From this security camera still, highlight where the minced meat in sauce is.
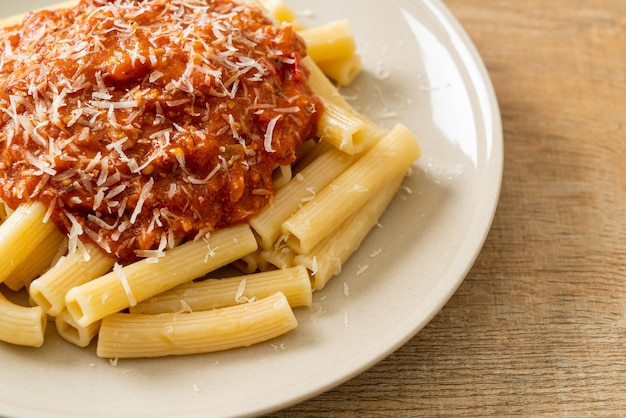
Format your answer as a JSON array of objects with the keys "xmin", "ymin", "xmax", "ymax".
[{"xmin": 0, "ymin": 0, "xmax": 322, "ymax": 260}]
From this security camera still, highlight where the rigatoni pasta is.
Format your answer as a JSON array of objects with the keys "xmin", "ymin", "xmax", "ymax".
[
  {"xmin": 0, "ymin": 202, "xmax": 60, "ymax": 283},
  {"xmin": 299, "ymin": 20, "xmax": 357, "ymax": 65},
  {"xmin": 55, "ymin": 309, "xmax": 101, "ymax": 348},
  {"xmin": 65, "ymin": 224, "xmax": 258, "ymax": 328},
  {"xmin": 0, "ymin": 0, "xmax": 420, "ymax": 358},
  {"xmin": 97, "ymin": 292, "xmax": 297, "ymax": 358},
  {"xmin": 295, "ymin": 174, "xmax": 406, "ymax": 290},
  {"xmin": 0, "ymin": 292, "xmax": 47, "ymax": 348},
  {"xmin": 317, "ymin": 54, "xmax": 363, "ymax": 87},
  {"xmin": 29, "ymin": 243, "xmax": 117, "ymax": 317},
  {"xmin": 250, "ymin": 145, "xmax": 357, "ymax": 250},
  {"xmin": 129, "ymin": 265, "xmax": 311, "ymax": 314},
  {"xmin": 2, "ymin": 227, "xmax": 65, "ymax": 292},
  {"xmin": 282, "ymin": 124, "xmax": 420, "ymax": 254}
]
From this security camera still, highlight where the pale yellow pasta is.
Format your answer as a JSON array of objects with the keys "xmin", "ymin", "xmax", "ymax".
[
  {"xmin": 55, "ymin": 309, "xmax": 100, "ymax": 348},
  {"xmin": 3, "ymin": 228, "xmax": 65, "ymax": 292},
  {"xmin": 307, "ymin": 63, "xmax": 368, "ymax": 153},
  {"xmin": 0, "ymin": 291, "xmax": 46, "ymax": 347},
  {"xmin": 0, "ymin": 0, "xmax": 422, "ymax": 358},
  {"xmin": 250, "ymin": 145, "xmax": 357, "ymax": 250},
  {"xmin": 0, "ymin": 202, "xmax": 59, "ymax": 284},
  {"xmin": 255, "ymin": 0, "xmax": 298, "ymax": 24},
  {"xmin": 316, "ymin": 100, "xmax": 368, "ymax": 154},
  {"xmin": 97, "ymin": 292, "xmax": 297, "ymax": 358},
  {"xmin": 317, "ymin": 102, "xmax": 386, "ymax": 155},
  {"xmin": 231, "ymin": 250, "xmax": 261, "ymax": 274},
  {"xmin": 65, "ymin": 224, "xmax": 258, "ymax": 327},
  {"xmin": 317, "ymin": 53, "xmax": 362, "ymax": 86},
  {"xmin": 260, "ymin": 2, "xmax": 378, "ymax": 152},
  {"xmin": 299, "ymin": 20, "xmax": 356, "ymax": 64},
  {"xmin": 258, "ymin": 245, "xmax": 296, "ymax": 271},
  {"xmin": 295, "ymin": 174, "xmax": 405, "ymax": 290},
  {"xmin": 29, "ymin": 243, "xmax": 117, "ymax": 317},
  {"xmin": 304, "ymin": 57, "xmax": 384, "ymax": 153},
  {"xmin": 283, "ymin": 124, "xmax": 421, "ymax": 254},
  {"xmin": 306, "ymin": 57, "xmax": 389, "ymax": 147},
  {"xmin": 304, "ymin": 55, "xmax": 352, "ymax": 109},
  {"xmin": 291, "ymin": 138, "xmax": 332, "ymax": 173},
  {"xmin": 129, "ymin": 265, "xmax": 311, "ymax": 314},
  {"xmin": 273, "ymin": 164, "xmax": 293, "ymax": 189},
  {"xmin": 299, "ymin": 19, "xmax": 362, "ymax": 85}
]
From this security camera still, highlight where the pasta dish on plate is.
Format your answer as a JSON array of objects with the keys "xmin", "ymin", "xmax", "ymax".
[{"xmin": 0, "ymin": 0, "xmax": 420, "ymax": 358}]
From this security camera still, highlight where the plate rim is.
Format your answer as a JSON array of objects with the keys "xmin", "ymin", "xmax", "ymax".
[
  {"xmin": 260, "ymin": 0, "xmax": 504, "ymax": 412},
  {"xmin": 0, "ymin": 0, "xmax": 503, "ymax": 416}
]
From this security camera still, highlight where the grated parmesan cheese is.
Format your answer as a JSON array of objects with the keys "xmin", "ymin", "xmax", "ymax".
[
  {"xmin": 356, "ymin": 264, "xmax": 369, "ymax": 276},
  {"xmin": 264, "ymin": 115, "xmax": 282, "ymax": 153},
  {"xmin": 0, "ymin": 0, "xmax": 322, "ymax": 261},
  {"xmin": 113, "ymin": 262, "xmax": 137, "ymax": 307}
]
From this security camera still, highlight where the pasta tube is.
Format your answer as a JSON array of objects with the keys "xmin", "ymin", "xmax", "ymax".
[
  {"xmin": 65, "ymin": 224, "xmax": 258, "ymax": 327},
  {"xmin": 97, "ymin": 292, "xmax": 297, "ymax": 358},
  {"xmin": 231, "ymin": 250, "xmax": 261, "ymax": 274},
  {"xmin": 317, "ymin": 100, "xmax": 368, "ymax": 154},
  {"xmin": 0, "ymin": 202, "xmax": 59, "ymax": 284},
  {"xmin": 255, "ymin": 0, "xmax": 298, "ymax": 24},
  {"xmin": 283, "ymin": 124, "xmax": 421, "ymax": 254},
  {"xmin": 55, "ymin": 309, "xmax": 100, "ymax": 348},
  {"xmin": 304, "ymin": 57, "xmax": 383, "ymax": 153},
  {"xmin": 295, "ymin": 174, "xmax": 405, "ymax": 290},
  {"xmin": 0, "ymin": 291, "xmax": 47, "ymax": 347},
  {"xmin": 29, "ymin": 243, "xmax": 117, "ymax": 317},
  {"xmin": 304, "ymin": 55, "xmax": 352, "ymax": 109},
  {"xmin": 273, "ymin": 164, "xmax": 293, "ymax": 189},
  {"xmin": 0, "ymin": 0, "xmax": 422, "ymax": 359},
  {"xmin": 2, "ymin": 227, "xmax": 65, "ymax": 291},
  {"xmin": 299, "ymin": 20, "xmax": 356, "ymax": 64},
  {"xmin": 250, "ymin": 146, "xmax": 357, "ymax": 250},
  {"xmin": 258, "ymin": 246, "xmax": 296, "ymax": 271},
  {"xmin": 129, "ymin": 265, "xmax": 311, "ymax": 314},
  {"xmin": 317, "ymin": 54, "xmax": 362, "ymax": 86}
]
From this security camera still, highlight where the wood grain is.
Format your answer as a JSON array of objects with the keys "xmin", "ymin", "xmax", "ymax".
[{"xmin": 268, "ymin": 0, "xmax": 626, "ymax": 415}]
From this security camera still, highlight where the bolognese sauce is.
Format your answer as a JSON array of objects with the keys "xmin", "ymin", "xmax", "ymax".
[{"xmin": 0, "ymin": 0, "xmax": 322, "ymax": 260}]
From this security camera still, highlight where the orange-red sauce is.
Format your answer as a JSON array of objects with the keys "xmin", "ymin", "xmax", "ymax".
[{"xmin": 0, "ymin": 0, "xmax": 321, "ymax": 260}]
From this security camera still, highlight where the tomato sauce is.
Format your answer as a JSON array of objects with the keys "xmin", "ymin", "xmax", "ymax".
[{"xmin": 0, "ymin": 0, "xmax": 322, "ymax": 260}]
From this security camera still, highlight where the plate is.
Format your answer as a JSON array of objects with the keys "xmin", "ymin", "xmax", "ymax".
[{"xmin": 0, "ymin": 0, "xmax": 502, "ymax": 417}]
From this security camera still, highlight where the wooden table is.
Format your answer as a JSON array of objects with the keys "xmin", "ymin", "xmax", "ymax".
[{"xmin": 270, "ymin": 0, "xmax": 626, "ymax": 415}]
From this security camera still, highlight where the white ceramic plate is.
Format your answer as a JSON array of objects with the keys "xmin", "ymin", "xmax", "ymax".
[{"xmin": 0, "ymin": 1, "xmax": 502, "ymax": 417}]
